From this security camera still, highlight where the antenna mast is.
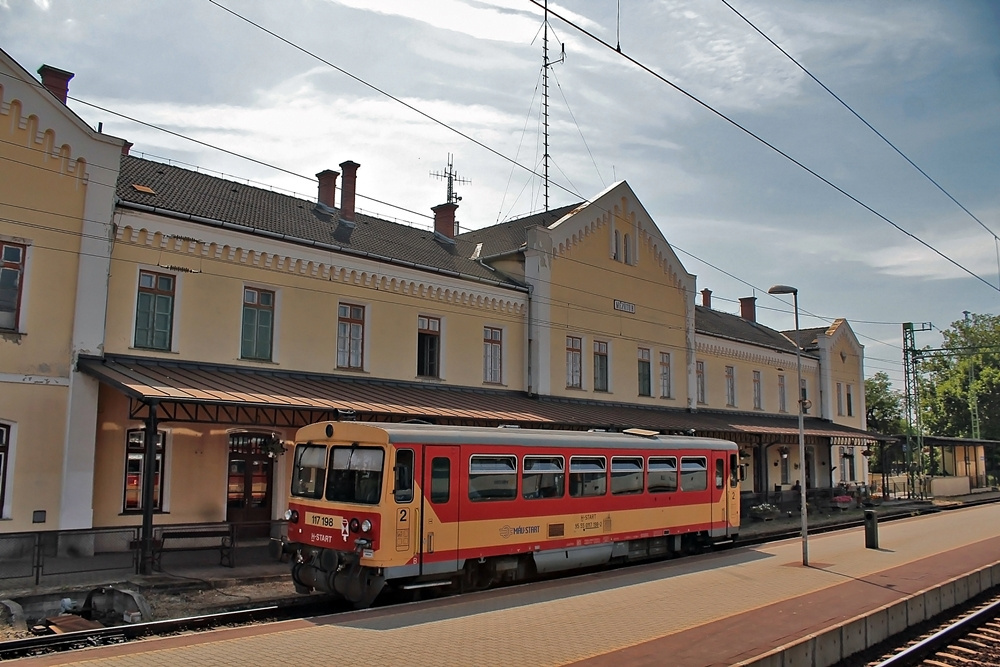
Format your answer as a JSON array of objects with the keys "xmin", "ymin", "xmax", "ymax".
[
  {"xmin": 542, "ymin": 0, "xmax": 564, "ymax": 212},
  {"xmin": 429, "ymin": 153, "xmax": 471, "ymax": 205}
]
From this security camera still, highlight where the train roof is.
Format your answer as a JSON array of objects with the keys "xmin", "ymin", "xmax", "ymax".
[{"xmin": 294, "ymin": 422, "xmax": 738, "ymax": 452}]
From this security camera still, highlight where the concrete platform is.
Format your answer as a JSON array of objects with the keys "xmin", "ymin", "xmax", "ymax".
[{"xmin": 8, "ymin": 502, "xmax": 1000, "ymax": 666}]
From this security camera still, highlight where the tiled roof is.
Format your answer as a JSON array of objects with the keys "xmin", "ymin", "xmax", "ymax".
[
  {"xmin": 79, "ymin": 354, "xmax": 877, "ymax": 442},
  {"xmin": 786, "ymin": 327, "xmax": 826, "ymax": 351},
  {"xmin": 456, "ymin": 203, "xmax": 581, "ymax": 257},
  {"xmin": 695, "ymin": 305, "xmax": 802, "ymax": 354},
  {"xmin": 116, "ymin": 155, "xmax": 520, "ymax": 287}
]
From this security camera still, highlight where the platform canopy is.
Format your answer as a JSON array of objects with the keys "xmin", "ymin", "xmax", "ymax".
[{"xmin": 78, "ymin": 354, "xmax": 881, "ymax": 445}]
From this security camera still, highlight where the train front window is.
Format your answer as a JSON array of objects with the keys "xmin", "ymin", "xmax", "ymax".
[
  {"xmin": 327, "ymin": 447, "xmax": 385, "ymax": 505},
  {"xmin": 290, "ymin": 444, "xmax": 327, "ymax": 499}
]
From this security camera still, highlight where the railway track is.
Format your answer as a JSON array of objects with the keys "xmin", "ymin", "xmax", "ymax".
[
  {"xmin": 0, "ymin": 597, "xmax": 345, "ymax": 661},
  {"xmin": 854, "ymin": 591, "xmax": 1000, "ymax": 667}
]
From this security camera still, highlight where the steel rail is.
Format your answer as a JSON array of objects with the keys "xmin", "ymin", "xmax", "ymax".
[{"xmin": 872, "ymin": 594, "xmax": 1000, "ymax": 667}]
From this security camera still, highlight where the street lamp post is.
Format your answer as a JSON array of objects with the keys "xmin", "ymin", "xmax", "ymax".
[{"xmin": 768, "ymin": 284, "xmax": 809, "ymax": 567}]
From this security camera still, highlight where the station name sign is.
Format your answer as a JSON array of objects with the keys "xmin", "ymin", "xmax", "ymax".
[{"xmin": 613, "ymin": 299, "xmax": 636, "ymax": 314}]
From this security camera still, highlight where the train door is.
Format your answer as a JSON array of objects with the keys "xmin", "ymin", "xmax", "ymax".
[
  {"xmin": 713, "ymin": 455, "xmax": 727, "ymax": 533},
  {"xmin": 727, "ymin": 453, "xmax": 740, "ymax": 530},
  {"xmin": 420, "ymin": 446, "xmax": 460, "ymax": 576}
]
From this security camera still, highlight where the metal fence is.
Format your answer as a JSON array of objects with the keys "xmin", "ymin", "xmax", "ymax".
[{"xmin": 0, "ymin": 521, "xmax": 286, "ymax": 588}]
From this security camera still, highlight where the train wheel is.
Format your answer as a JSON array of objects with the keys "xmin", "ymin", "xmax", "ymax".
[
  {"xmin": 351, "ymin": 569, "xmax": 386, "ymax": 610},
  {"xmin": 460, "ymin": 560, "xmax": 494, "ymax": 592}
]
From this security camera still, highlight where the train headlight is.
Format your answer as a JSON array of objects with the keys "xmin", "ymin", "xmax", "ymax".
[
  {"xmin": 283, "ymin": 509, "xmax": 299, "ymax": 523},
  {"xmin": 349, "ymin": 518, "xmax": 361, "ymax": 533},
  {"xmin": 360, "ymin": 519, "xmax": 372, "ymax": 533}
]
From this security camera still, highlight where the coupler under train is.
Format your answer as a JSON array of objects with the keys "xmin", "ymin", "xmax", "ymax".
[{"xmin": 272, "ymin": 539, "xmax": 386, "ymax": 608}]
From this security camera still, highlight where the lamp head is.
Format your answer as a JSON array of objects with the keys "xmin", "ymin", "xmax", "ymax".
[{"xmin": 767, "ymin": 284, "xmax": 798, "ymax": 295}]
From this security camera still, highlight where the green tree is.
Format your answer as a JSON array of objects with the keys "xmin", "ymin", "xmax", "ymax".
[
  {"xmin": 920, "ymin": 313, "xmax": 1000, "ymax": 481},
  {"xmin": 865, "ymin": 371, "xmax": 905, "ymax": 435},
  {"xmin": 920, "ymin": 313, "xmax": 1000, "ymax": 440}
]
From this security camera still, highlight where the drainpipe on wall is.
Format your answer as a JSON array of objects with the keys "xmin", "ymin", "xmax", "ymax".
[
  {"xmin": 526, "ymin": 283, "xmax": 534, "ymax": 397},
  {"xmin": 140, "ymin": 400, "xmax": 159, "ymax": 575}
]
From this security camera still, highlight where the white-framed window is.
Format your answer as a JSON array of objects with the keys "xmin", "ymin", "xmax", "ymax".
[
  {"xmin": 566, "ymin": 336, "xmax": 582, "ymax": 388},
  {"xmin": 623, "ymin": 234, "xmax": 632, "ymax": 264},
  {"xmin": 725, "ymin": 365, "xmax": 736, "ymax": 407},
  {"xmin": 638, "ymin": 348, "xmax": 651, "ymax": 397},
  {"xmin": 417, "ymin": 316, "xmax": 441, "ymax": 378},
  {"xmin": 659, "ymin": 352, "xmax": 672, "ymax": 398},
  {"xmin": 0, "ymin": 241, "xmax": 26, "ymax": 332},
  {"xmin": 847, "ymin": 384, "xmax": 854, "ymax": 417},
  {"xmin": 124, "ymin": 429, "xmax": 165, "ymax": 512},
  {"xmin": 337, "ymin": 303, "xmax": 365, "ymax": 369},
  {"xmin": 753, "ymin": 370, "xmax": 762, "ymax": 410},
  {"xmin": 594, "ymin": 341, "xmax": 609, "ymax": 392},
  {"xmin": 242, "ymin": 286, "xmax": 275, "ymax": 361},
  {"xmin": 134, "ymin": 270, "xmax": 175, "ymax": 351},
  {"xmin": 483, "ymin": 326, "xmax": 502, "ymax": 384},
  {"xmin": 612, "ymin": 230, "xmax": 621, "ymax": 261},
  {"xmin": 778, "ymin": 374, "xmax": 787, "ymax": 412},
  {"xmin": 837, "ymin": 382, "xmax": 844, "ymax": 416},
  {"xmin": 696, "ymin": 360, "xmax": 706, "ymax": 404}
]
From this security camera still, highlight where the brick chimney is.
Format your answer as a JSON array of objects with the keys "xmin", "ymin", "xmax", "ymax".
[
  {"xmin": 339, "ymin": 160, "xmax": 359, "ymax": 222},
  {"xmin": 740, "ymin": 296, "xmax": 757, "ymax": 322},
  {"xmin": 701, "ymin": 289, "xmax": 712, "ymax": 309},
  {"xmin": 37, "ymin": 65, "xmax": 74, "ymax": 104},
  {"xmin": 121, "ymin": 141, "xmax": 133, "ymax": 156},
  {"xmin": 432, "ymin": 202, "xmax": 458, "ymax": 239},
  {"xmin": 316, "ymin": 169, "xmax": 339, "ymax": 209}
]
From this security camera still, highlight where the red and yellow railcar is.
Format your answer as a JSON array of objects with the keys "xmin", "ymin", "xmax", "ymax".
[{"xmin": 275, "ymin": 421, "xmax": 741, "ymax": 607}]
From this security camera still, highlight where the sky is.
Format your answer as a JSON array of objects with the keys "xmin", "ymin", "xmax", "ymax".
[{"xmin": 3, "ymin": 0, "xmax": 999, "ymax": 390}]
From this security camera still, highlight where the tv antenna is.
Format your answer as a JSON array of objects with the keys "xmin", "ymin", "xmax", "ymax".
[{"xmin": 429, "ymin": 153, "xmax": 470, "ymax": 205}]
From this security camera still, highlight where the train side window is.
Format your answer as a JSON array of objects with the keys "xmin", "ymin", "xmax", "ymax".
[
  {"xmin": 611, "ymin": 456, "xmax": 643, "ymax": 495},
  {"xmin": 394, "ymin": 449, "xmax": 414, "ymax": 503},
  {"xmin": 715, "ymin": 458, "xmax": 725, "ymax": 489},
  {"xmin": 569, "ymin": 456, "xmax": 606, "ymax": 497},
  {"xmin": 469, "ymin": 455, "xmax": 517, "ymax": 501},
  {"xmin": 680, "ymin": 456, "xmax": 708, "ymax": 492},
  {"xmin": 522, "ymin": 456, "xmax": 564, "ymax": 499},
  {"xmin": 729, "ymin": 454, "xmax": 739, "ymax": 487},
  {"xmin": 430, "ymin": 457, "xmax": 450, "ymax": 503},
  {"xmin": 290, "ymin": 444, "xmax": 327, "ymax": 499},
  {"xmin": 647, "ymin": 457, "xmax": 677, "ymax": 493}
]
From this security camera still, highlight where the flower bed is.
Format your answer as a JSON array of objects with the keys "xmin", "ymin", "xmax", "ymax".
[
  {"xmin": 831, "ymin": 494, "xmax": 853, "ymax": 511},
  {"xmin": 749, "ymin": 503, "xmax": 780, "ymax": 520}
]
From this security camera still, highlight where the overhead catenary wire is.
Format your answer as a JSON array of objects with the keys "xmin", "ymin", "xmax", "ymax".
[
  {"xmin": 526, "ymin": 0, "xmax": 1000, "ymax": 294},
  {"xmin": 205, "ymin": 0, "xmax": 994, "ymax": 299},
  {"xmin": 718, "ymin": 0, "xmax": 1000, "ymax": 249},
  {"xmin": 0, "ymin": 6, "xmax": 940, "ymax": 369}
]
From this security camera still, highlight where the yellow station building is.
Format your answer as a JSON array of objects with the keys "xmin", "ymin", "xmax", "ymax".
[{"xmin": 1, "ymin": 48, "xmax": 879, "ymax": 541}]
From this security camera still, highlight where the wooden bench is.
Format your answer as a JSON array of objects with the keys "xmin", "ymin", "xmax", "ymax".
[{"xmin": 152, "ymin": 525, "xmax": 236, "ymax": 570}]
